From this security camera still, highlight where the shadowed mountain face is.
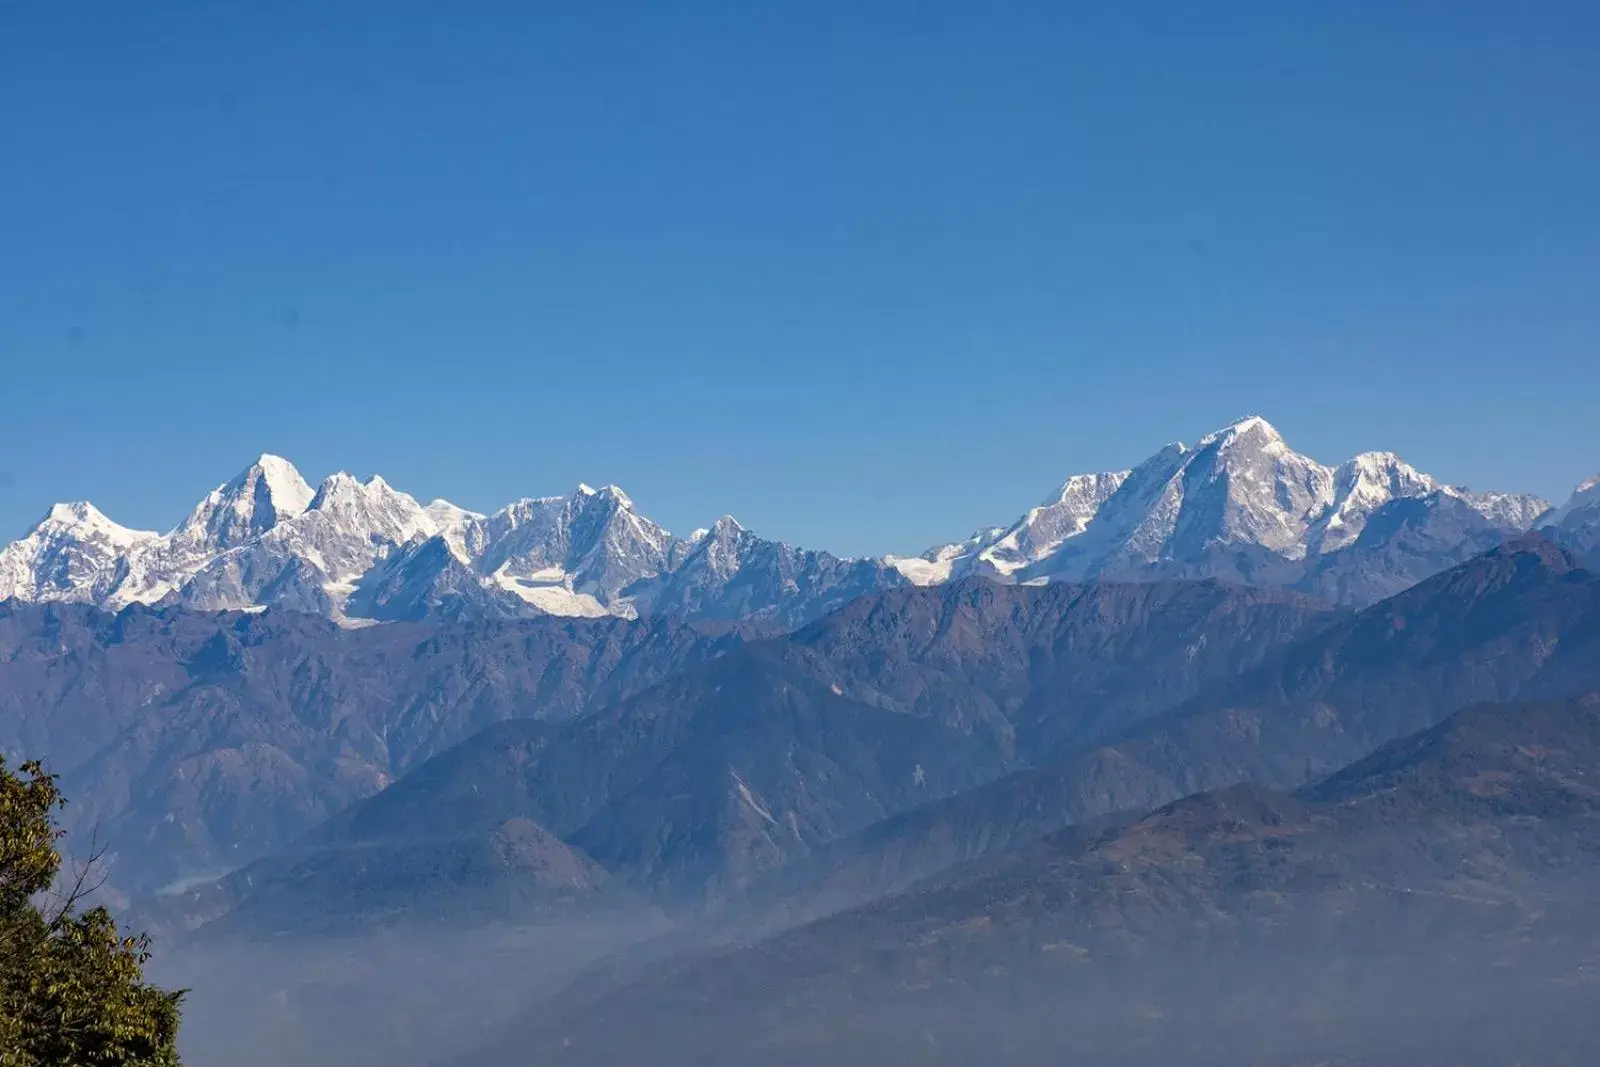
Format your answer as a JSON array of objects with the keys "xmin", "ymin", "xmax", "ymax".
[
  {"xmin": 159, "ymin": 660, "xmax": 1013, "ymax": 938},
  {"xmin": 1540, "ymin": 474, "xmax": 1600, "ymax": 567},
  {"xmin": 774, "ymin": 577, "xmax": 1339, "ymax": 758},
  {"xmin": 755, "ymin": 535, "xmax": 1600, "ymax": 914},
  {"xmin": 1295, "ymin": 489, "xmax": 1537, "ymax": 604},
  {"xmin": 0, "ymin": 603, "xmax": 751, "ymax": 895},
  {"xmin": 179, "ymin": 814, "xmax": 640, "ymax": 941},
  {"xmin": 176, "ymin": 580, "xmax": 1331, "ymax": 929},
  {"xmin": 473, "ymin": 695, "xmax": 1600, "ymax": 1067}
]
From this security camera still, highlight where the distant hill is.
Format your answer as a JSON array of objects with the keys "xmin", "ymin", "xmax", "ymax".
[{"xmin": 477, "ymin": 694, "xmax": 1600, "ymax": 1067}]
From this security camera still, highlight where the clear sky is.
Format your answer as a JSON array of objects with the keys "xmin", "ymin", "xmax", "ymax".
[{"xmin": 2, "ymin": 2, "xmax": 1597, "ymax": 556}]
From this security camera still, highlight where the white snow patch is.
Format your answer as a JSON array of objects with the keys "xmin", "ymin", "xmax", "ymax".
[
  {"xmin": 488, "ymin": 565, "xmax": 610, "ymax": 617},
  {"xmin": 255, "ymin": 455, "xmax": 316, "ymax": 518},
  {"xmin": 731, "ymin": 772, "xmax": 778, "ymax": 826},
  {"xmin": 886, "ymin": 555, "xmax": 953, "ymax": 585}
]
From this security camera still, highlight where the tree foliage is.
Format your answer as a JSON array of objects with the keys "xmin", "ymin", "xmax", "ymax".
[{"xmin": 1, "ymin": 758, "xmax": 182, "ymax": 1066}]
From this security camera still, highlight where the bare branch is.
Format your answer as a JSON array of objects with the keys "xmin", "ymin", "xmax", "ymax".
[{"xmin": 43, "ymin": 823, "xmax": 113, "ymax": 929}]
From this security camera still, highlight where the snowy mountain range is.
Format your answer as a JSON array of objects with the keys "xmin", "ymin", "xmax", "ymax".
[
  {"xmin": 1, "ymin": 416, "xmax": 1591, "ymax": 625},
  {"xmin": 0, "ymin": 455, "xmax": 897, "ymax": 627},
  {"xmin": 886, "ymin": 416, "xmax": 1564, "ymax": 598}
]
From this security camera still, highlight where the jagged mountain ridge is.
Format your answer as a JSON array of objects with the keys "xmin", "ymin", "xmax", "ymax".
[
  {"xmin": 0, "ymin": 460, "xmax": 901, "ymax": 627},
  {"xmin": 889, "ymin": 416, "xmax": 1557, "ymax": 602},
  {"xmin": 0, "ymin": 417, "xmax": 1582, "ymax": 624}
]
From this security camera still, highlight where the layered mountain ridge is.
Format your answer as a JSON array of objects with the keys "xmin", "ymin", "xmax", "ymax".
[
  {"xmin": 495, "ymin": 694, "xmax": 1600, "ymax": 1067},
  {"xmin": 2, "ymin": 417, "xmax": 1589, "ymax": 627},
  {"xmin": 137, "ymin": 535, "xmax": 1600, "ymax": 936}
]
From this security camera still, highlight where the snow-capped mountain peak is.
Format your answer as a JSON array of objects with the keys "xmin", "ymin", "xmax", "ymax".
[
  {"xmin": 1197, "ymin": 414, "xmax": 1286, "ymax": 450},
  {"xmin": 423, "ymin": 499, "xmax": 485, "ymax": 562},
  {"xmin": 0, "ymin": 502, "xmax": 157, "ymax": 605},
  {"xmin": 590, "ymin": 484, "xmax": 634, "ymax": 510},
  {"xmin": 982, "ymin": 471, "xmax": 1132, "ymax": 575},
  {"xmin": 309, "ymin": 471, "xmax": 367, "ymax": 507},
  {"xmin": 1341, "ymin": 450, "xmax": 1425, "ymax": 480},
  {"xmin": 307, "ymin": 472, "xmax": 431, "ymax": 538},
  {"xmin": 1305, "ymin": 451, "xmax": 1438, "ymax": 553},
  {"xmin": 888, "ymin": 468, "xmax": 1137, "ymax": 587},
  {"xmin": 1542, "ymin": 474, "xmax": 1600, "ymax": 528},
  {"xmin": 40, "ymin": 501, "xmax": 156, "ymax": 545},
  {"xmin": 697, "ymin": 516, "xmax": 750, "ymax": 579},
  {"xmin": 1535, "ymin": 474, "xmax": 1600, "ymax": 565},
  {"xmin": 469, "ymin": 482, "xmax": 672, "ymax": 616},
  {"xmin": 252, "ymin": 453, "xmax": 315, "ymax": 511},
  {"xmin": 172, "ymin": 454, "xmax": 315, "ymax": 551},
  {"xmin": 914, "ymin": 417, "xmax": 1551, "ymax": 587},
  {"xmin": 1098, "ymin": 417, "xmax": 1332, "ymax": 563}
]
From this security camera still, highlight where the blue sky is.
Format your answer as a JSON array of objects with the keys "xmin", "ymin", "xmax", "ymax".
[{"xmin": 2, "ymin": 2, "xmax": 1597, "ymax": 555}]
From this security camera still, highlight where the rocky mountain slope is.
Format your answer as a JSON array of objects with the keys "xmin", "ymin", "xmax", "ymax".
[
  {"xmin": 159, "ymin": 579, "xmax": 1332, "ymax": 930},
  {"xmin": 758, "ymin": 534, "xmax": 1600, "ymax": 914},
  {"xmin": 0, "ymin": 602, "xmax": 750, "ymax": 895}
]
